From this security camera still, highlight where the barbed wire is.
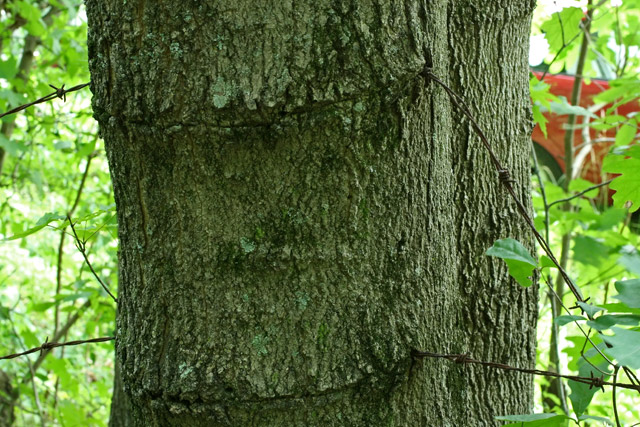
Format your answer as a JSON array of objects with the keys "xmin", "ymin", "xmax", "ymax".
[
  {"xmin": 0, "ymin": 82, "xmax": 90, "ymax": 120},
  {"xmin": 412, "ymin": 351, "xmax": 640, "ymax": 392},
  {"xmin": 0, "ymin": 336, "xmax": 114, "ymax": 361},
  {"xmin": 425, "ymin": 69, "xmax": 585, "ymax": 305}
]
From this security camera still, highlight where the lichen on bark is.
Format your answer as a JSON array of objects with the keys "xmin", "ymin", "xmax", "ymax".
[{"xmin": 86, "ymin": 1, "xmax": 538, "ymax": 425}]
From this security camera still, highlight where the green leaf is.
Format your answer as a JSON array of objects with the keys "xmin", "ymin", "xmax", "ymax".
[
  {"xmin": 58, "ymin": 400, "xmax": 85, "ymax": 427},
  {"xmin": 496, "ymin": 413, "xmax": 569, "ymax": 426},
  {"xmin": 587, "ymin": 314, "xmax": 640, "ymax": 331},
  {"xmin": 572, "ymin": 236, "xmax": 609, "ymax": 267},
  {"xmin": 485, "ymin": 239, "xmax": 536, "ymax": 265},
  {"xmin": 3, "ymin": 224, "xmax": 46, "ymax": 241},
  {"xmin": 21, "ymin": 328, "xmax": 40, "ymax": 348},
  {"xmin": 603, "ymin": 327, "xmax": 640, "ymax": 369},
  {"xmin": 591, "ymin": 208, "xmax": 627, "ymax": 231},
  {"xmin": 30, "ymin": 301, "xmax": 56, "ymax": 312},
  {"xmin": 541, "ymin": 7, "xmax": 583, "ymax": 51},
  {"xmin": 532, "ymin": 104, "xmax": 548, "ymax": 137},
  {"xmin": 615, "ymin": 120, "xmax": 637, "ymax": 146},
  {"xmin": 35, "ymin": 212, "xmax": 67, "ymax": 226},
  {"xmin": 595, "ymin": 78, "xmax": 640, "ymax": 104},
  {"xmin": 15, "ymin": 1, "xmax": 46, "ymax": 37},
  {"xmin": 578, "ymin": 415, "xmax": 613, "ymax": 426},
  {"xmin": 539, "ymin": 255, "xmax": 558, "ymax": 269},
  {"xmin": 549, "ymin": 96, "xmax": 598, "ymax": 119},
  {"xmin": 618, "ymin": 253, "xmax": 640, "ymax": 276},
  {"xmin": 0, "ymin": 134, "xmax": 27, "ymax": 156},
  {"xmin": 0, "ymin": 304, "xmax": 9, "ymax": 320},
  {"xmin": 568, "ymin": 178, "xmax": 598, "ymax": 193},
  {"xmin": 600, "ymin": 303, "xmax": 640, "ymax": 315},
  {"xmin": 602, "ymin": 151, "xmax": 640, "ymax": 212},
  {"xmin": 613, "ymin": 279, "xmax": 640, "ymax": 308},
  {"xmin": 0, "ymin": 57, "xmax": 18, "ymax": 79},
  {"xmin": 569, "ymin": 360, "xmax": 609, "ymax": 418},
  {"xmin": 60, "ymin": 291, "xmax": 95, "ymax": 302},
  {"xmin": 54, "ymin": 140, "xmax": 74, "ymax": 151},
  {"xmin": 576, "ymin": 302, "xmax": 604, "ymax": 317},
  {"xmin": 3, "ymin": 212, "xmax": 66, "ymax": 241},
  {"xmin": 486, "ymin": 238, "xmax": 537, "ymax": 287},
  {"xmin": 555, "ymin": 315, "xmax": 585, "ymax": 326}
]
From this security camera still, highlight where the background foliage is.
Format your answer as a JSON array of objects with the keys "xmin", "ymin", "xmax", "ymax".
[
  {"xmin": 525, "ymin": 0, "xmax": 640, "ymax": 425},
  {"xmin": 0, "ymin": 0, "xmax": 638, "ymax": 425},
  {"xmin": 1, "ymin": 2, "xmax": 115, "ymax": 425}
]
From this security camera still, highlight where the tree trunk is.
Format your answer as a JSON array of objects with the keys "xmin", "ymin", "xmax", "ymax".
[{"xmin": 86, "ymin": 1, "xmax": 538, "ymax": 425}]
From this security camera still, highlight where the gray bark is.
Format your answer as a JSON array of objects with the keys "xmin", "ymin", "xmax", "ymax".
[{"xmin": 86, "ymin": 1, "xmax": 538, "ymax": 425}]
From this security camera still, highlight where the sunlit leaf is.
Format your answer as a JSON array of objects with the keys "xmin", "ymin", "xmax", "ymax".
[
  {"xmin": 486, "ymin": 238, "xmax": 537, "ymax": 287},
  {"xmin": 576, "ymin": 302, "xmax": 604, "ymax": 317},
  {"xmin": 496, "ymin": 413, "xmax": 569, "ymax": 426},
  {"xmin": 613, "ymin": 279, "xmax": 640, "ymax": 308},
  {"xmin": 603, "ymin": 148, "xmax": 640, "ymax": 212},
  {"xmin": 587, "ymin": 314, "xmax": 640, "ymax": 331},
  {"xmin": 555, "ymin": 315, "xmax": 585, "ymax": 326},
  {"xmin": 603, "ymin": 327, "xmax": 640, "ymax": 369},
  {"xmin": 615, "ymin": 120, "xmax": 637, "ymax": 146}
]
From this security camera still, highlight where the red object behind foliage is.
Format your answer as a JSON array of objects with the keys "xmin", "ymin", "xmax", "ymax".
[{"xmin": 531, "ymin": 71, "xmax": 637, "ymax": 185}]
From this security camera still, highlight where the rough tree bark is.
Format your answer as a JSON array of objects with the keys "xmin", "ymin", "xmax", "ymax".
[{"xmin": 86, "ymin": 1, "xmax": 538, "ymax": 425}]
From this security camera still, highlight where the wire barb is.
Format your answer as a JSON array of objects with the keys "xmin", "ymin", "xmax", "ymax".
[
  {"xmin": 0, "ymin": 82, "xmax": 89, "ymax": 120},
  {"xmin": 1, "ymin": 337, "xmax": 115, "ymax": 361}
]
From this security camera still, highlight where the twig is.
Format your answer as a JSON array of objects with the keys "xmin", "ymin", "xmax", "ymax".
[
  {"xmin": 26, "ymin": 358, "xmax": 45, "ymax": 427},
  {"xmin": 613, "ymin": 365, "xmax": 621, "ymax": 427},
  {"xmin": 540, "ymin": 273, "xmax": 614, "ymax": 372},
  {"xmin": 67, "ymin": 214, "xmax": 118, "ymax": 303},
  {"xmin": 0, "ymin": 337, "xmax": 114, "ymax": 361},
  {"xmin": 412, "ymin": 351, "xmax": 639, "ymax": 392},
  {"xmin": 6, "ymin": 313, "xmax": 46, "ymax": 424},
  {"xmin": 0, "ymin": 82, "xmax": 90, "ymax": 120},
  {"xmin": 530, "ymin": 145, "xmax": 551, "ymax": 243},
  {"xmin": 547, "ymin": 178, "xmax": 614, "ymax": 209},
  {"xmin": 55, "ymin": 154, "xmax": 95, "ymax": 335}
]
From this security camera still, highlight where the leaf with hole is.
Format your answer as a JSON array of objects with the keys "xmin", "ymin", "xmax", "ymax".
[
  {"xmin": 603, "ymin": 147, "xmax": 640, "ymax": 212},
  {"xmin": 486, "ymin": 238, "xmax": 537, "ymax": 287}
]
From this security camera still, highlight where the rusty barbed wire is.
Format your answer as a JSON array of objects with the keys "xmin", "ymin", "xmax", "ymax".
[
  {"xmin": 425, "ymin": 69, "xmax": 585, "ymax": 305},
  {"xmin": 0, "ymin": 82, "xmax": 90, "ymax": 120},
  {"xmin": 0, "ymin": 336, "xmax": 114, "ymax": 361},
  {"xmin": 412, "ymin": 350, "xmax": 640, "ymax": 393}
]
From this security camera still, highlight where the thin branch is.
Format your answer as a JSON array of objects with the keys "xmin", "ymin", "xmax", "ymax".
[
  {"xmin": 540, "ymin": 273, "xmax": 614, "ymax": 372},
  {"xmin": 67, "ymin": 215, "xmax": 118, "ymax": 303},
  {"xmin": 6, "ymin": 314, "xmax": 46, "ymax": 424},
  {"xmin": 531, "ymin": 144, "xmax": 551, "ymax": 243},
  {"xmin": 26, "ymin": 359, "xmax": 45, "ymax": 427},
  {"xmin": 613, "ymin": 365, "xmax": 621, "ymax": 427},
  {"xmin": 548, "ymin": 178, "xmax": 614, "ymax": 209},
  {"xmin": 54, "ymin": 154, "xmax": 95, "ymax": 335}
]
